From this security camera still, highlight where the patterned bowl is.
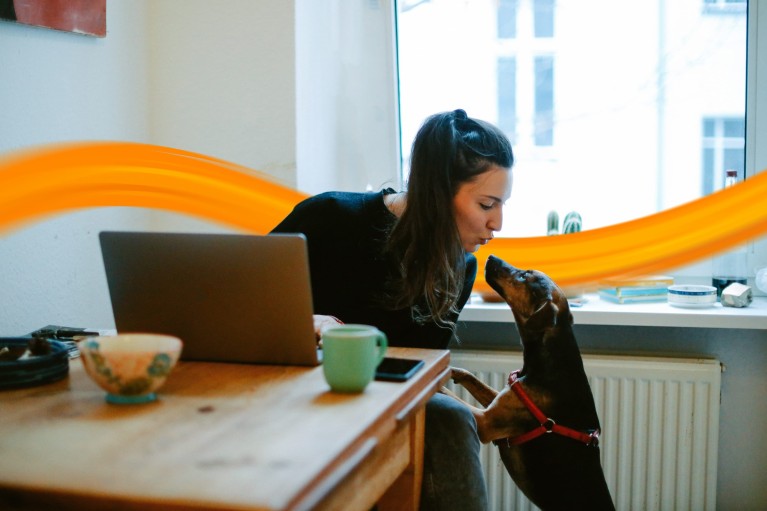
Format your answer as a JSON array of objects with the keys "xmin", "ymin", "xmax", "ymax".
[
  {"xmin": 667, "ymin": 285, "xmax": 717, "ymax": 308},
  {"xmin": 79, "ymin": 334, "xmax": 183, "ymax": 404}
]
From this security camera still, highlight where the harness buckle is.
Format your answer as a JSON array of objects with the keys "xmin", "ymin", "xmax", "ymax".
[
  {"xmin": 543, "ymin": 418, "xmax": 556, "ymax": 432},
  {"xmin": 587, "ymin": 429, "xmax": 601, "ymax": 447}
]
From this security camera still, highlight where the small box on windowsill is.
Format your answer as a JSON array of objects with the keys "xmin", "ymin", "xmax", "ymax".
[
  {"xmin": 598, "ymin": 289, "xmax": 668, "ymax": 304},
  {"xmin": 721, "ymin": 283, "xmax": 753, "ymax": 308},
  {"xmin": 598, "ymin": 276, "xmax": 673, "ymax": 305}
]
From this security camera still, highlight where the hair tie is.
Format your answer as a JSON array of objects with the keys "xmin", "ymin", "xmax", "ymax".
[{"xmin": 453, "ymin": 109, "xmax": 468, "ymax": 121}]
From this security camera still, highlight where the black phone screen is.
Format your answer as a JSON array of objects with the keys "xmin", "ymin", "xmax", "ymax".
[{"xmin": 375, "ymin": 357, "xmax": 425, "ymax": 382}]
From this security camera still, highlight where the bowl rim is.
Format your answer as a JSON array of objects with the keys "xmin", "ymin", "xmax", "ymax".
[
  {"xmin": 82, "ymin": 333, "xmax": 182, "ymax": 353},
  {"xmin": 667, "ymin": 285, "xmax": 717, "ymax": 296}
]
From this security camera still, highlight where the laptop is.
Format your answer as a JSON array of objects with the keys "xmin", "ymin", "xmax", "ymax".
[{"xmin": 98, "ymin": 231, "xmax": 320, "ymax": 366}]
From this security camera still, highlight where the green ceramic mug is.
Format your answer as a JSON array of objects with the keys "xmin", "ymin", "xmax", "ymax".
[{"xmin": 321, "ymin": 324, "xmax": 388, "ymax": 393}]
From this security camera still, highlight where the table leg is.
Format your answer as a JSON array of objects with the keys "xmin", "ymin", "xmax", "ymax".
[{"xmin": 377, "ymin": 408, "xmax": 425, "ymax": 511}]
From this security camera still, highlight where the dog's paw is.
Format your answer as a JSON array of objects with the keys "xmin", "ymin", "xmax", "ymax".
[{"xmin": 450, "ymin": 366, "xmax": 474, "ymax": 383}]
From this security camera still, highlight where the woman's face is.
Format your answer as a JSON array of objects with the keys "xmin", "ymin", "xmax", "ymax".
[{"xmin": 452, "ymin": 165, "xmax": 512, "ymax": 253}]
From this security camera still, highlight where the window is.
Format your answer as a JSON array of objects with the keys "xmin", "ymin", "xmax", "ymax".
[
  {"xmin": 703, "ymin": 0, "xmax": 747, "ymax": 15},
  {"xmin": 497, "ymin": 57, "xmax": 517, "ymax": 140},
  {"xmin": 534, "ymin": 55, "xmax": 554, "ymax": 147},
  {"xmin": 497, "ymin": 0, "xmax": 517, "ymax": 39},
  {"xmin": 533, "ymin": 0, "xmax": 554, "ymax": 38},
  {"xmin": 701, "ymin": 117, "xmax": 745, "ymax": 195},
  {"xmin": 396, "ymin": 0, "xmax": 748, "ymax": 238}
]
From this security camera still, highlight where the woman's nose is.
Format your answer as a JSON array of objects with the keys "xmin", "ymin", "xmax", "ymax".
[{"xmin": 488, "ymin": 208, "xmax": 503, "ymax": 231}]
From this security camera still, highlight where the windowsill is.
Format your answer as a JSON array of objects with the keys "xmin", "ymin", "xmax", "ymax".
[{"xmin": 459, "ymin": 293, "xmax": 767, "ymax": 330}]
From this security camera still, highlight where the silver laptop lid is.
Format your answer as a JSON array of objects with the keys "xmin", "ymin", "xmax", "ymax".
[{"xmin": 98, "ymin": 231, "xmax": 319, "ymax": 366}]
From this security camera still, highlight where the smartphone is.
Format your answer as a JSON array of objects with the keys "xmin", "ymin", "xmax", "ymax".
[{"xmin": 375, "ymin": 357, "xmax": 425, "ymax": 382}]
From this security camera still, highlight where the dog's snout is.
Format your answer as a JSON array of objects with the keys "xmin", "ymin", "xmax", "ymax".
[
  {"xmin": 486, "ymin": 255, "xmax": 501, "ymax": 273},
  {"xmin": 486, "ymin": 255, "xmax": 520, "ymax": 275}
]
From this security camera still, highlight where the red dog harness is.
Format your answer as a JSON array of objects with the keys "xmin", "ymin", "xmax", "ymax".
[{"xmin": 500, "ymin": 370, "xmax": 600, "ymax": 448}]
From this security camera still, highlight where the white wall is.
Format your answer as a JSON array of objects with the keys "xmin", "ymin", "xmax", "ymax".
[
  {"xmin": 0, "ymin": 0, "xmax": 399, "ymax": 335},
  {"xmin": 0, "ymin": 1, "xmax": 154, "ymax": 335},
  {"xmin": 0, "ymin": 3, "xmax": 150, "ymax": 150},
  {"xmin": 0, "ymin": 0, "xmax": 300, "ymax": 335},
  {"xmin": 148, "ymin": 0, "xmax": 297, "ymax": 188},
  {"xmin": 295, "ymin": 0, "xmax": 400, "ymax": 195}
]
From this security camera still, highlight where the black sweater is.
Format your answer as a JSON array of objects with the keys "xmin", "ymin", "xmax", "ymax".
[{"xmin": 271, "ymin": 189, "xmax": 477, "ymax": 349}]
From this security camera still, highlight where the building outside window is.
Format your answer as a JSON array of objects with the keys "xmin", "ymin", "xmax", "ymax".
[
  {"xmin": 396, "ymin": 0, "xmax": 747, "ymax": 238},
  {"xmin": 702, "ymin": 117, "xmax": 746, "ymax": 195}
]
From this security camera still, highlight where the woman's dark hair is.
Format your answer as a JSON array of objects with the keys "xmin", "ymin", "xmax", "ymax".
[{"xmin": 386, "ymin": 109, "xmax": 514, "ymax": 328}]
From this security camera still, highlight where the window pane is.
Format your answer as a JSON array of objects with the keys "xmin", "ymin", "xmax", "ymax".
[
  {"xmin": 701, "ymin": 116, "xmax": 745, "ymax": 195},
  {"xmin": 534, "ymin": 56, "xmax": 554, "ymax": 146},
  {"xmin": 703, "ymin": 118, "xmax": 716, "ymax": 137},
  {"xmin": 498, "ymin": 0, "xmax": 517, "ymax": 39},
  {"xmin": 534, "ymin": 0, "xmax": 554, "ymax": 38},
  {"xmin": 723, "ymin": 118, "xmax": 745, "ymax": 137},
  {"xmin": 703, "ymin": 0, "xmax": 747, "ymax": 14},
  {"xmin": 724, "ymin": 148, "xmax": 745, "ymax": 178},
  {"xmin": 498, "ymin": 57, "xmax": 517, "ymax": 139},
  {"xmin": 702, "ymin": 147, "xmax": 715, "ymax": 194},
  {"xmin": 396, "ymin": 0, "xmax": 747, "ymax": 237}
]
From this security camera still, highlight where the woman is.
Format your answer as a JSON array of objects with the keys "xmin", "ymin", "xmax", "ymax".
[{"xmin": 272, "ymin": 109, "xmax": 513, "ymax": 510}]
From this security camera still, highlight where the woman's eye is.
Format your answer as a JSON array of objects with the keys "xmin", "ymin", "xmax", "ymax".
[{"xmin": 480, "ymin": 203, "xmax": 493, "ymax": 211}]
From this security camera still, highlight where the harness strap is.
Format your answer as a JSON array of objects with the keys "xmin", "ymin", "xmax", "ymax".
[{"xmin": 502, "ymin": 370, "xmax": 600, "ymax": 448}]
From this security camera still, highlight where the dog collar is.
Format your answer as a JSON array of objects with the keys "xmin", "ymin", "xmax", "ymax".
[{"xmin": 497, "ymin": 370, "xmax": 600, "ymax": 448}]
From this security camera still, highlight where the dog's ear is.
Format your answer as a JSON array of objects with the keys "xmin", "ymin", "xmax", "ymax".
[{"xmin": 525, "ymin": 300, "xmax": 559, "ymax": 331}]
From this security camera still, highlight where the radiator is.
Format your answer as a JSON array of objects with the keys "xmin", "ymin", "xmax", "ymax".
[{"xmin": 447, "ymin": 351, "xmax": 722, "ymax": 511}]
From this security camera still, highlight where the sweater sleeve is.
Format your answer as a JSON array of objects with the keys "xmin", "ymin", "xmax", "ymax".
[{"xmin": 271, "ymin": 193, "xmax": 341, "ymax": 236}]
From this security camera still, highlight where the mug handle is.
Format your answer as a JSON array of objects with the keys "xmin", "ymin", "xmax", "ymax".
[{"xmin": 375, "ymin": 330, "xmax": 388, "ymax": 364}]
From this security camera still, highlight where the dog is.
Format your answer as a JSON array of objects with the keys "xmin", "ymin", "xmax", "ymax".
[{"xmin": 447, "ymin": 255, "xmax": 615, "ymax": 510}]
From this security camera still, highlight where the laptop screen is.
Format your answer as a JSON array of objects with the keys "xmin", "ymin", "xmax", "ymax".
[{"xmin": 99, "ymin": 231, "xmax": 319, "ymax": 366}]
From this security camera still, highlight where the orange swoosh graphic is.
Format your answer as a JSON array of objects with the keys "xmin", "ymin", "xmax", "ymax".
[
  {"xmin": 0, "ymin": 142, "xmax": 306, "ymax": 236},
  {"xmin": 1, "ymin": 142, "xmax": 765, "ymax": 288}
]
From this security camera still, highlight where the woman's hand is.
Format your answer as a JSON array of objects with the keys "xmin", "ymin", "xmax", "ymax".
[{"xmin": 313, "ymin": 314, "xmax": 344, "ymax": 346}]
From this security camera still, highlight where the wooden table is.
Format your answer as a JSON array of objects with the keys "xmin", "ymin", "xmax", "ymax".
[{"xmin": 0, "ymin": 347, "xmax": 450, "ymax": 511}]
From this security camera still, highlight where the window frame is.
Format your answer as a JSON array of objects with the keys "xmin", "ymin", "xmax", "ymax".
[{"xmin": 390, "ymin": 0, "xmax": 766, "ymax": 285}]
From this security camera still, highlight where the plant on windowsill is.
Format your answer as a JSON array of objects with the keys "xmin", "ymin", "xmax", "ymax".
[{"xmin": 548, "ymin": 211, "xmax": 586, "ymax": 300}]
